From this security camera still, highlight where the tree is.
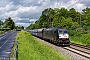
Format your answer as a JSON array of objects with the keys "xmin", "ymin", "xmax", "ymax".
[
  {"xmin": 60, "ymin": 17, "xmax": 74, "ymax": 29},
  {"xmin": 69, "ymin": 8, "xmax": 80, "ymax": 22},
  {"xmin": 59, "ymin": 8, "xmax": 69, "ymax": 18},
  {"xmin": 82, "ymin": 7, "xmax": 90, "ymax": 26},
  {"xmin": 4, "ymin": 17, "xmax": 15, "ymax": 30},
  {"xmin": 27, "ymin": 7, "xmax": 90, "ymax": 30},
  {"xmin": 16, "ymin": 26, "xmax": 24, "ymax": 30},
  {"xmin": 52, "ymin": 17, "xmax": 59, "ymax": 27},
  {"xmin": 0, "ymin": 20, "xmax": 3, "ymax": 27},
  {"xmin": 71, "ymin": 22, "xmax": 80, "ymax": 30},
  {"xmin": 20, "ymin": 26, "xmax": 24, "ymax": 30}
]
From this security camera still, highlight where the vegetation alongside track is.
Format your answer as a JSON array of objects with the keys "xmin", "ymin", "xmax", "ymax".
[
  {"xmin": 70, "ymin": 32, "xmax": 90, "ymax": 46},
  {"xmin": 69, "ymin": 28, "xmax": 90, "ymax": 46},
  {"xmin": 0, "ymin": 31, "xmax": 2, "ymax": 34},
  {"xmin": 0, "ymin": 31, "xmax": 4, "ymax": 34},
  {"xmin": 16, "ymin": 30, "xmax": 70, "ymax": 60}
]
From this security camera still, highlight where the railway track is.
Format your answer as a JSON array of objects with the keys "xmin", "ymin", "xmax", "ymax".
[
  {"xmin": 63, "ymin": 43, "xmax": 90, "ymax": 59},
  {"xmin": 70, "ymin": 43, "xmax": 90, "ymax": 50}
]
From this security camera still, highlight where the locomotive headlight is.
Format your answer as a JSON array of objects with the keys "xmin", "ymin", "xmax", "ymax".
[
  {"xmin": 59, "ymin": 34, "xmax": 63, "ymax": 38},
  {"xmin": 66, "ymin": 34, "xmax": 69, "ymax": 38},
  {"xmin": 64, "ymin": 34, "xmax": 69, "ymax": 38},
  {"xmin": 59, "ymin": 36, "xmax": 62, "ymax": 37}
]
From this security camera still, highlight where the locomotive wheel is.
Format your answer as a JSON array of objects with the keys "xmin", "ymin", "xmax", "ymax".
[
  {"xmin": 57, "ymin": 43, "xmax": 60, "ymax": 46},
  {"xmin": 57, "ymin": 40, "xmax": 60, "ymax": 46},
  {"xmin": 53, "ymin": 37, "xmax": 56, "ymax": 44}
]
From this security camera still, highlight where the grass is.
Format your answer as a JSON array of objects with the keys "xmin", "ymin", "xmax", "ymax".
[
  {"xmin": 0, "ymin": 31, "xmax": 4, "ymax": 34},
  {"xmin": 70, "ymin": 32, "xmax": 90, "ymax": 46},
  {"xmin": 16, "ymin": 30, "xmax": 71, "ymax": 60}
]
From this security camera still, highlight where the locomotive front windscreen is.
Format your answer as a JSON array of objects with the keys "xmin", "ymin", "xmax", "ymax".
[
  {"xmin": 58, "ymin": 29, "xmax": 69, "ymax": 38},
  {"xmin": 58, "ymin": 30, "xmax": 68, "ymax": 34}
]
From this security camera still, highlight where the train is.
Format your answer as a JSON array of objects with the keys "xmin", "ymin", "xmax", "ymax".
[{"xmin": 28, "ymin": 27, "xmax": 70, "ymax": 46}]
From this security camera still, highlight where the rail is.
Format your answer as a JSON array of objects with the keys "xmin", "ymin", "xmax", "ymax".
[{"xmin": 63, "ymin": 43, "xmax": 90, "ymax": 59}]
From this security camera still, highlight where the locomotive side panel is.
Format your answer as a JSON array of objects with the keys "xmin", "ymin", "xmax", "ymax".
[
  {"xmin": 43, "ymin": 28, "xmax": 58, "ymax": 42},
  {"xmin": 37, "ymin": 29, "xmax": 43, "ymax": 38}
]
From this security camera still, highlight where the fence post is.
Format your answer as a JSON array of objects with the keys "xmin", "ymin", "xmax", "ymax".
[
  {"xmin": 14, "ymin": 40, "xmax": 18, "ymax": 60},
  {"xmin": 16, "ymin": 40, "xmax": 18, "ymax": 60}
]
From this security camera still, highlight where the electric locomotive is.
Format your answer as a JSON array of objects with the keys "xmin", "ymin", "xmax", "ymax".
[{"xmin": 43, "ymin": 27, "xmax": 70, "ymax": 46}]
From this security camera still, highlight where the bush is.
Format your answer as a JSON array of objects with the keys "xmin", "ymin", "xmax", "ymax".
[
  {"xmin": 71, "ymin": 22, "xmax": 80, "ymax": 30},
  {"xmin": 69, "ymin": 29, "xmax": 76, "ymax": 36},
  {"xmin": 70, "ymin": 31, "xmax": 90, "ymax": 46},
  {"xmin": 69, "ymin": 29, "xmax": 82, "ymax": 36}
]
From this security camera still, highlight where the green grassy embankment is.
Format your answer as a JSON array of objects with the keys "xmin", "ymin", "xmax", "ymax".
[
  {"xmin": 0, "ymin": 31, "xmax": 4, "ymax": 34},
  {"xmin": 70, "ymin": 32, "xmax": 90, "ymax": 46},
  {"xmin": 16, "ymin": 30, "xmax": 71, "ymax": 60}
]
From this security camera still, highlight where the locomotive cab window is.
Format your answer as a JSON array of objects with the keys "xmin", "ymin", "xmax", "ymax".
[
  {"xmin": 58, "ymin": 30, "xmax": 68, "ymax": 35},
  {"xmin": 58, "ymin": 30, "xmax": 63, "ymax": 34},
  {"xmin": 64, "ymin": 31, "xmax": 68, "ymax": 34}
]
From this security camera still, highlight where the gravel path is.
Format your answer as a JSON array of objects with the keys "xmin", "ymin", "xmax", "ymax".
[{"xmin": 34, "ymin": 36, "xmax": 90, "ymax": 60}]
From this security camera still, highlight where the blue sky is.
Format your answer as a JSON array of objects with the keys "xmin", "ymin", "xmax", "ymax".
[{"xmin": 0, "ymin": 0, "xmax": 90, "ymax": 28}]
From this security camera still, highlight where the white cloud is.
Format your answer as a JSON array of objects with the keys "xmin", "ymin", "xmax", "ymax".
[
  {"xmin": 0, "ymin": 0, "xmax": 89, "ymax": 28},
  {"xmin": 0, "ymin": 2, "xmax": 20, "ymax": 19},
  {"xmin": 0, "ymin": 2, "xmax": 19, "ymax": 12},
  {"xmin": 0, "ymin": 0, "xmax": 10, "ymax": 7},
  {"xmin": 16, "ymin": 22, "xmax": 30, "ymax": 28},
  {"xmin": 29, "ymin": 19, "xmax": 37, "ymax": 23},
  {"xmin": 58, "ymin": 0, "xmax": 80, "ymax": 9},
  {"xmin": 73, "ymin": 3, "xmax": 86, "ymax": 12}
]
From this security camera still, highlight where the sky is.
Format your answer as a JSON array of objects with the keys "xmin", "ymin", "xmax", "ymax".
[{"xmin": 0, "ymin": 0, "xmax": 90, "ymax": 28}]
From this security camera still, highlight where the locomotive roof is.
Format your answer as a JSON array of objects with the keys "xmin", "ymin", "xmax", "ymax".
[
  {"xmin": 53, "ymin": 27, "xmax": 67, "ymax": 31},
  {"xmin": 45, "ymin": 27, "xmax": 68, "ymax": 31},
  {"xmin": 38, "ymin": 29, "xmax": 43, "ymax": 32},
  {"xmin": 38, "ymin": 28, "xmax": 46, "ymax": 32}
]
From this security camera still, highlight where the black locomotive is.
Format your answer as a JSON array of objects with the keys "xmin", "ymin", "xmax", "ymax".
[{"xmin": 29, "ymin": 27, "xmax": 70, "ymax": 46}]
